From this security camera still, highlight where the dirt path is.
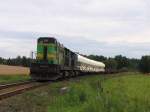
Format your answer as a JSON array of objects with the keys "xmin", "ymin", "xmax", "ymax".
[{"xmin": 0, "ymin": 65, "xmax": 30, "ymax": 75}]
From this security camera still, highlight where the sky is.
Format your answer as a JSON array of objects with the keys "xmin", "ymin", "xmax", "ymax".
[{"xmin": 0, "ymin": 0, "xmax": 150, "ymax": 58}]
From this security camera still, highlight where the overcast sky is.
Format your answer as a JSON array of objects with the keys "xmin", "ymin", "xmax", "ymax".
[{"xmin": 0, "ymin": 0, "xmax": 150, "ymax": 58}]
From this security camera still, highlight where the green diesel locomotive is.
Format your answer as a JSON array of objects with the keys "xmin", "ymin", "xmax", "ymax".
[{"xmin": 30, "ymin": 37, "xmax": 105, "ymax": 80}]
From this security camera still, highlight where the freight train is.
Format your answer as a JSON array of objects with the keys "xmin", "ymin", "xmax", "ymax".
[{"xmin": 30, "ymin": 37, "xmax": 105, "ymax": 80}]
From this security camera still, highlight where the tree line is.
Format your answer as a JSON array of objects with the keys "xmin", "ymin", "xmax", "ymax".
[
  {"xmin": 0, "ymin": 55, "xmax": 150, "ymax": 73},
  {"xmin": 0, "ymin": 56, "xmax": 33, "ymax": 67},
  {"xmin": 88, "ymin": 55, "xmax": 150, "ymax": 73},
  {"xmin": 87, "ymin": 55, "xmax": 139, "ymax": 72}
]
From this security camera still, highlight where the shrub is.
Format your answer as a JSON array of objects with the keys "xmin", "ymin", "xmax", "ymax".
[{"xmin": 139, "ymin": 56, "xmax": 150, "ymax": 73}]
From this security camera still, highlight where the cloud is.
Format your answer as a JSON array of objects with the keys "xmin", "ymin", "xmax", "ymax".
[
  {"xmin": 0, "ymin": 30, "xmax": 149, "ymax": 59},
  {"xmin": 0, "ymin": 0, "xmax": 149, "ymax": 58}
]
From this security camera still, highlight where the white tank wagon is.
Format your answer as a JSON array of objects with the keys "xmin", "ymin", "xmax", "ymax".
[{"xmin": 77, "ymin": 54, "xmax": 105, "ymax": 73}]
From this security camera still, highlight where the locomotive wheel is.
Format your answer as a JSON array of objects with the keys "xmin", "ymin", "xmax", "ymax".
[
  {"xmin": 68, "ymin": 71, "xmax": 72, "ymax": 78},
  {"xmin": 75, "ymin": 71, "xmax": 79, "ymax": 77},
  {"xmin": 59, "ymin": 72, "xmax": 64, "ymax": 79},
  {"xmin": 71, "ymin": 71, "xmax": 75, "ymax": 77},
  {"xmin": 64, "ymin": 71, "xmax": 69, "ymax": 78},
  {"xmin": 62, "ymin": 71, "xmax": 67, "ymax": 79}
]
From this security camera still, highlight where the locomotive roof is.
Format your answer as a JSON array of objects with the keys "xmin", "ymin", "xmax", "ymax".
[
  {"xmin": 38, "ymin": 37, "xmax": 57, "ymax": 43},
  {"xmin": 38, "ymin": 37, "xmax": 56, "ymax": 40}
]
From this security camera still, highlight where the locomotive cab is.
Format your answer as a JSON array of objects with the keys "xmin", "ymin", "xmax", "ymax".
[
  {"xmin": 30, "ymin": 37, "xmax": 61, "ymax": 80},
  {"xmin": 37, "ymin": 37, "xmax": 58, "ymax": 64}
]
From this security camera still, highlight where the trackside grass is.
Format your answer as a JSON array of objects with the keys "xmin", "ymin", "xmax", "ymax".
[
  {"xmin": 1, "ymin": 72, "xmax": 150, "ymax": 112},
  {"xmin": 48, "ymin": 72, "xmax": 150, "ymax": 112},
  {"xmin": 0, "ymin": 75, "xmax": 30, "ymax": 84}
]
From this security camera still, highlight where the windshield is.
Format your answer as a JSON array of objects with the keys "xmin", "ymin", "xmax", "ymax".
[{"xmin": 38, "ymin": 37, "xmax": 56, "ymax": 44}]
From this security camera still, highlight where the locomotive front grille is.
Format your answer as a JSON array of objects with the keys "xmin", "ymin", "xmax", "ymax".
[{"xmin": 31, "ymin": 63, "xmax": 60, "ymax": 73}]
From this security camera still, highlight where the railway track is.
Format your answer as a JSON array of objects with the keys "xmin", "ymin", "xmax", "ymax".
[
  {"xmin": 0, "ymin": 80, "xmax": 35, "ymax": 90},
  {"xmin": 0, "ymin": 81, "xmax": 49, "ymax": 100},
  {"xmin": 0, "ymin": 71, "xmax": 121, "ymax": 101}
]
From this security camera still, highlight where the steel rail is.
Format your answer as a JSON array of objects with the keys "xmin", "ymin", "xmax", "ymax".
[
  {"xmin": 0, "ymin": 82, "xmax": 49, "ymax": 100},
  {"xmin": 0, "ymin": 80, "xmax": 35, "ymax": 90}
]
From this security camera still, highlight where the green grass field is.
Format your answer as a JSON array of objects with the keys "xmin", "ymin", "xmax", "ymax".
[
  {"xmin": 1, "ymin": 72, "xmax": 150, "ymax": 112},
  {"xmin": 0, "ymin": 75, "xmax": 30, "ymax": 84},
  {"xmin": 48, "ymin": 72, "xmax": 150, "ymax": 112}
]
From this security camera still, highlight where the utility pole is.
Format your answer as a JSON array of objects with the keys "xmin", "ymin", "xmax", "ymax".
[{"xmin": 30, "ymin": 51, "xmax": 36, "ymax": 59}]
